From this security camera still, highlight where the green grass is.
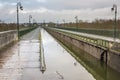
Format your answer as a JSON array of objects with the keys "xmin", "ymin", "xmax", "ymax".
[
  {"xmin": 55, "ymin": 27, "xmax": 120, "ymax": 38},
  {"xmin": 19, "ymin": 27, "xmax": 37, "ymax": 37}
]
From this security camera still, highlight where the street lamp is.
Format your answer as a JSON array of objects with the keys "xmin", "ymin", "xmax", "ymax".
[
  {"xmin": 63, "ymin": 19, "xmax": 65, "ymax": 28},
  {"xmin": 33, "ymin": 19, "xmax": 36, "ymax": 26},
  {"xmin": 75, "ymin": 16, "xmax": 78, "ymax": 31},
  {"xmin": 17, "ymin": 2, "xmax": 23, "ymax": 40},
  {"xmin": 57, "ymin": 21, "xmax": 59, "ymax": 27},
  {"xmin": 111, "ymin": 4, "xmax": 117, "ymax": 43},
  {"xmin": 29, "ymin": 15, "xmax": 32, "ymax": 27}
]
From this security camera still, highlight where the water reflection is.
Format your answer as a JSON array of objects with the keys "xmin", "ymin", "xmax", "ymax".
[
  {"xmin": 42, "ymin": 28, "xmax": 96, "ymax": 80},
  {"xmin": 0, "ymin": 42, "xmax": 16, "ymax": 68},
  {"xmin": 56, "ymin": 37, "xmax": 120, "ymax": 80},
  {"xmin": 0, "ymin": 41, "xmax": 24, "ymax": 80}
]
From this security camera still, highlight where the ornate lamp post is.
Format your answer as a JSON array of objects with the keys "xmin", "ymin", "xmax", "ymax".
[
  {"xmin": 29, "ymin": 15, "xmax": 32, "ymax": 27},
  {"xmin": 62, "ymin": 19, "xmax": 65, "ymax": 28},
  {"xmin": 17, "ymin": 2, "xmax": 23, "ymax": 40},
  {"xmin": 75, "ymin": 16, "xmax": 78, "ymax": 31},
  {"xmin": 111, "ymin": 4, "xmax": 117, "ymax": 42}
]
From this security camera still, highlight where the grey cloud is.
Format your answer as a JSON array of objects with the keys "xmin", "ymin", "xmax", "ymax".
[
  {"xmin": 0, "ymin": 0, "xmax": 120, "ymax": 23},
  {"xmin": 0, "ymin": 0, "xmax": 120, "ymax": 10},
  {"xmin": 39, "ymin": 0, "xmax": 120, "ymax": 10}
]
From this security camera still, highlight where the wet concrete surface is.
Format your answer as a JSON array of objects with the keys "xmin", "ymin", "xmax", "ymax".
[{"xmin": 0, "ymin": 27, "xmax": 96, "ymax": 80}]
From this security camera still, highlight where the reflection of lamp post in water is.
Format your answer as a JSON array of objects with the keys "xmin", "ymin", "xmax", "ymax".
[
  {"xmin": 17, "ymin": 2, "xmax": 23, "ymax": 40},
  {"xmin": 111, "ymin": 4, "xmax": 117, "ymax": 43}
]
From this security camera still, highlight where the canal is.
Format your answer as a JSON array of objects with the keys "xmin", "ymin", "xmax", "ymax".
[{"xmin": 0, "ymin": 27, "xmax": 120, "ymax": 80}]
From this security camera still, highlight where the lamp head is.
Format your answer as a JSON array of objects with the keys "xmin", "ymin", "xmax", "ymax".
[
  {"xmin": 20, "ymin": 6, "xmax": 23, "ymax": 10},
  {"xmin": 111, "ymin": 7, "xmax": 114, "ymax": 11},
  {"xmin": 30, "ymin": 15, "xmax": 32, "ymax": 18}
]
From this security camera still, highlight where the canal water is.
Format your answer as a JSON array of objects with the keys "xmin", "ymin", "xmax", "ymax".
[
  {"xmin": 40, "ymin": 28, "xmax": 95, "ymax": 80},
  {"xmin": 0, "ymin": 28, "xmax": 120, "ymax": 80}
]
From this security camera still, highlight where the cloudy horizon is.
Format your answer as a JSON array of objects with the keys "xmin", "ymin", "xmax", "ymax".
[{"xmin": 0, "ymin": 0, "xmax": 120, "ymax": 23}]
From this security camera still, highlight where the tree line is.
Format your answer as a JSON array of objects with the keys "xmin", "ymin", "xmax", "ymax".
[{"xmin": 48, "ymin": 19, "xmax": 120, "ymax": 30}]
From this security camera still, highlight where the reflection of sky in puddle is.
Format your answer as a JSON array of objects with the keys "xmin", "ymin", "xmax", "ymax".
[
  {"xmin": 0, "ymin": 42, "xmax": 23, "ymax": 80},
  {"xmin": 0, "ymin": 38, "xmax": 40, "ymax": 79}
]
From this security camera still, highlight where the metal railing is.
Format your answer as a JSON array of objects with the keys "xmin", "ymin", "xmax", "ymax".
[{"xmin": 47, "ymin": 27, "xmax": 115, "ymax": 49}]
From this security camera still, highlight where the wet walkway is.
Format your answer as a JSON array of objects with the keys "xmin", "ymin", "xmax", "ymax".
[{"xmin": 0, "ymin": 27, "xmax": 95, "ymax": 80}]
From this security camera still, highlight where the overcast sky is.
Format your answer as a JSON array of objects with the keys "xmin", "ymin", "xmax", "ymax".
[{"xmin": 0, "ymin": 0, "xmax": 120, "ymax": 23}]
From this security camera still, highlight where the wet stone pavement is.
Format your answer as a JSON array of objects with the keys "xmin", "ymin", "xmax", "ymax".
[{"xmin": 0, "ymin": 28, "xmax": 96, "ymax": 80}]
